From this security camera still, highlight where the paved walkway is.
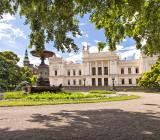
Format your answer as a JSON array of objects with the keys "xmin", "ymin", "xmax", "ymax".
[{"xmin": 0, "ymin": 92, "xmax": 160, "ymax": 140}]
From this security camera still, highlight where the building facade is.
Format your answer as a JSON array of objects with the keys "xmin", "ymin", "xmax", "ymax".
[{"xmin": 49, "ymin": 46, "xmax": 157, "ymax": 87}]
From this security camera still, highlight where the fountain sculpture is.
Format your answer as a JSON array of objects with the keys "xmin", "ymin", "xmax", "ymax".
[{"xmin": 25, "ymin": 50, "xmax": 62, "ymax": 93}]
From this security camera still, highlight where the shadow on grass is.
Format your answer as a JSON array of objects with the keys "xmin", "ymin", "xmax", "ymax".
[{"xmin": 0, "ymin": 109, "xmax": 160, "ymax": 140}]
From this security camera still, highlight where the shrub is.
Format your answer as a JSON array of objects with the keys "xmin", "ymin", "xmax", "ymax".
[
  {"xmin": 89, "ymin": 90, "xmax": 116, "ymax": 94},
  {"xmin": 4, "ymin": 91, "xmax": 25, "ymax": 99},
  {"xmin": 25, "ymin": 92, "xmax": 104, "ymax": 100}
]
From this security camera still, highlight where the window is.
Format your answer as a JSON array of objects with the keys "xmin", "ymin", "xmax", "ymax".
[
  {"xmin": 98, "ymin": 78, "xmax": 102, "ymax": 86},
  {"xmin": 121, "ymin": 68, "xmax": 124, "ymax": 74},
  {"xmin": 68, "ymin": 80, "xmax": 70, "ymax": 85},
  {"xmin": 128, "ymin": 68, "xmax": 131, "ymax": 74},
  {"xmin": 73, "ymin": 70, "xmax": 76, "ymax": 76},
  {"xmin": 73, "ymin": 80, "xmax": 76, "ymax": 85},
  {"xmin": 135, "ymin": 68, "xmax": 139, "ymax": 73},
  {"xmin": 136, "ymin": 79, "xmax": 139, "ymax": 84},
  {"xmin": 79, "ymin": 70, "xmax": 81, "ymax": 75},
  {"xmin": 121, "ymin": 79, "xmax": 125, "ymax": 85},
  {"xmin": 67, "ymin": 70, "xmax": 70, "ymax": 76},
  {"xmin": 104, "ymin": 78, "xmax": 108, "ymax": 86},
  {"xmin": 92, "ymin": 78, "xmax": 96, "ymax": 86},
  {"xmin": 55, "ymin": 70, "xmax": 57, "ymax": 76},
  {"xmin": 129, "ymin": 79, "xmax": 132, "ymax": 84},
  {"xmin": 98, "ymin": 67, "xmax": 102, "ymax": 75},
  {"xmin": 104, "ymin": 67, "xmax": 108, "ymax": 75},
  {"xmin": 79, "ymin": 80, "xmax": 82, "ymax": 85},
  {"xmin": 92, "ymin": 67, "xmax": 96, "ymax": 75}
]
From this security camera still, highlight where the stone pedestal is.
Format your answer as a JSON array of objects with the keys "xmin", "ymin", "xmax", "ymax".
[
  {"xmin": 29, "ymin": 50, "xmax": 62, "ymax": 93},
  {"xmin": 36, "ymin": 63, "xmax": 50, "ymax": 86}
]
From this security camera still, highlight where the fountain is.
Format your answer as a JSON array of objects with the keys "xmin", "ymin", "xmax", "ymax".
[{"xmin": 24, "ymin": 50, "xmax": 62, "ymax": 93}]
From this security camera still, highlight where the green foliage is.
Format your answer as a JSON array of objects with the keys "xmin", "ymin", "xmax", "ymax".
[
  {"xmin": 138, "ymin": 61, "xmax": 160, "ymax": 89},
  {"xmin": 0, "ymin": 95, "xmax": 139, "ymax": 107},
  {"xmin": 89, "ymin": 90, "xmax": 116, "ymax": 94},
  {"xmin": 0, "ymin": 0, "xmax": 160, "ymax": 55},
  {"xmin": 98, "ymin": 42, "xmax": 106, "ymax": 52},
  {"xmin": 4, "ymin": 91, "xmax": 25, "ymax": 99},
  {"xmin": 3, "ymin": 91, "xmax": 111, "ymax": 100},
  {"xmin": 0, "ymin": 51, "xmax": 21, "ymax": 90},
  {"xmin": 25, "ymin": 92, "xmax": 104, "ymax": 100},
  {"xmin": 30, "ymin": 75, "xmax": 38, "ymax": 85},
  {"xmin": 76, "ymin": 0, "xmax": 160, "ymax": 55},
  {"xmin": 19, "ymin": 66, "xmax": 34, "ymax": 84},
  {"xmin": 0, "ymin": 51, "xmax": 34, "ymax": 90},
  {"xmin": 0, "ymin": 0, "xmax": 80, "ymax": 52}
]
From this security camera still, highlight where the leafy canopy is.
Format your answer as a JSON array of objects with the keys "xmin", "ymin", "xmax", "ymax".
[
  {"xmin": 0, "ymin": 0, "xmax": 160, "ymax": 55},
  {"xmin": 138, "ymin": 61, "xmax": 160, "ymax": 89},
  {"xmin": 0, "ymin": 51, "xmax": 34, "ymax": 90}
]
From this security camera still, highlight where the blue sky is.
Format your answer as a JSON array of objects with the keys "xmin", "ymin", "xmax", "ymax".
[{"xmin": 0, "ymin": 13, "xmax": 140, "ymax": 66}]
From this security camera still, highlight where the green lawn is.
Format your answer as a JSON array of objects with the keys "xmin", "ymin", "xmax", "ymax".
[{"xmin": 0, "ymin": 92, "xmax": 139, "ymax": 107}]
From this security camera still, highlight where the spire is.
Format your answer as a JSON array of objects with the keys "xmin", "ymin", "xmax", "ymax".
[
  {"xmin": 23, "ymin": 49, "xmax": 30, "ymax": 66},
  {"xmin": 24, "ymin": 49, "xmax": 29, "ymax": 60}
]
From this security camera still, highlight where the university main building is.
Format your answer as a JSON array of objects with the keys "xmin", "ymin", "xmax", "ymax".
[{"xmin": 49, "ymin": 46, "xmax": 157, "ymax": 87}]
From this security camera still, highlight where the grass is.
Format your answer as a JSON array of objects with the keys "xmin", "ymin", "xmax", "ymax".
[
  {"xmin": 1, "ymin": 91, "xmax": 139, "ymax": 107},
  {"xmin": 3, "ymin": 91, "xmax": 104, "ymax": 100},
  {"xmin": 3, "ymin": 91, "xmax": 25, "ymax": 99},
  {"xmin": 0, "ymin": 95, "xmax": 139, "ymax": 107},
  {"xmin": 89, "ymin": 90, "xmax": 116, "ymax": 94}
]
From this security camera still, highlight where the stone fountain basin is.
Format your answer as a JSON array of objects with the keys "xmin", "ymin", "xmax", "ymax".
[{"xmin": 24, "ymin": 86, "xmax": 62, "ymax": 93}]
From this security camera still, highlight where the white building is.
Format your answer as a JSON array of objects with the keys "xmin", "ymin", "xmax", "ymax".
[{"xmin": 49, "ymin": 46, "xmax": 157, "ymax": 87}]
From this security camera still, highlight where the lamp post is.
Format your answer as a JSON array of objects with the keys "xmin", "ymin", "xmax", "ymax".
[
  {"xmin": 83, "ymin": 78, "xmax": 86, "ymax": 87},
  {"xmin": 112, "ymin": 78, "xmax": 115, "ymax": 90}
]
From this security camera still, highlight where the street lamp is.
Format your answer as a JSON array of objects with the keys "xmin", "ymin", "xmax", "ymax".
[
  {"xmin": 112, "ymin": 78, "xmax": 115, "ymax": 90},
  {"xmin": 83, "ymin": 78, "xmax": 86, "ymax": 87}
]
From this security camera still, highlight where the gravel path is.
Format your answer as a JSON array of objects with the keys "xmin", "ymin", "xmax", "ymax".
[{"xmin": 0, "ymin": 92, "xmax": 160, "ymax": 140}]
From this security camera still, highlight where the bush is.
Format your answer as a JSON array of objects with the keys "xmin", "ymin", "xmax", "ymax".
[
  {"xmin": 25, "ymin": 92, "xmax": 104, "ymax": 100},
  {"xmin": 89, "ymin": 90, "xmax": 116, "ymax": 94},
  {"xmin": 4, "ymin": 91, "xmax": 25, "ymax": 99}
]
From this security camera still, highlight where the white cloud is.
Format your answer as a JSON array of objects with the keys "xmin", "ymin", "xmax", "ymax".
[
  {"xmin": 68, "ymin": 52, "xmax": 74, "ymax": 56},
  {"xmin": 81, "ymin": 41, "xmax": 90, "ymax": 47},
  {"xmin": 89, "ymin": 46, "xmax": 98, "ymax": 53},
  {"xmin": 0, "ymin": 14, "xmax": 26, "ymax": 44},
  {"xmin": 66, "ymin": 52, "xmax": 82, "ymax": 63},
  {"xmin": 116, "ymin": 45, "xmax": 124, "ymax": 51},
  {"xmin": 89, "ymin": 44, "xmax": 124, "ymax": 53},
  {"xmin": 0, "ymin": 22, "xmax": 26, "ymax": 40},
  {"xmin": 94, "ymin": 40, "xmax": 101, "ymax": 43},
  {"xmin": 0, "ymin": 13, "xmax": 15, "ymax": 22},
  {"xmin": 84, "ymin": 33, "xmax": 89, "ymax": 38},
  {"xmin": 123, "ymin": 38, "xmax": 127, "ymax": 42},
  {"xmin": 18, "ymin": 54, "xmax": 47, "ymax": 67},
  {"xmin": 79, "ymin": 23, "xmax": 86, "ymax": 26},
  {"xmin": 117, "ymin": 45, "xmax": 140, "ymax": 60}
]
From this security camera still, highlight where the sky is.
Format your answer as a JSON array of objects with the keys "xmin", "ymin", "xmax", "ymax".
[{"xmin": 0, "ymin": 13, "xmax": 141, "ymax": 66}]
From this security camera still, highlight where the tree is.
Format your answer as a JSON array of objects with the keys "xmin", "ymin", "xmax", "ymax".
[
  {"xmin": 0, "ymin": 51, "xmax": 33, "ymax": 90},
  {"xmin": 19, "ymin": 66, "xmax": 34, "ymax": 84},
  {"xmin": 0, "ymin": 0, "xmax": 81, "ymax": 52},
  {"xmin": 0, "ymin": 0, "xmax": 160, "ymax": 55},
  {"xmin": 0, "ymin": 51, "xmax": 20, "ymax": 90},
  {"xmin": 138, "ymin": 61, "xmax": 160, "ymax": 89},
  {"xmin": 76, "ymin": 0, "xmax": 160, "ymax": 55}
]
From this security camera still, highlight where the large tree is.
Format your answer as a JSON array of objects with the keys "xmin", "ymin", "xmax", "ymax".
[
  {"xmin": 0, "ymin": 51, "xmax": 33, "ymax": 90},
  {"xmin": 0, "ymin": 0, "xmax": 160, "ymax": 55},
  {"xmin": 76, "ymin": 0, "xmax": 160, "ymax": 55},
  {"xmin": 138, "ymin": 61, "xmax": 160, "ymax": 89},
  {"xmin": 0, "ymin": 0, "xmax": 81, "ymax": 52}
]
